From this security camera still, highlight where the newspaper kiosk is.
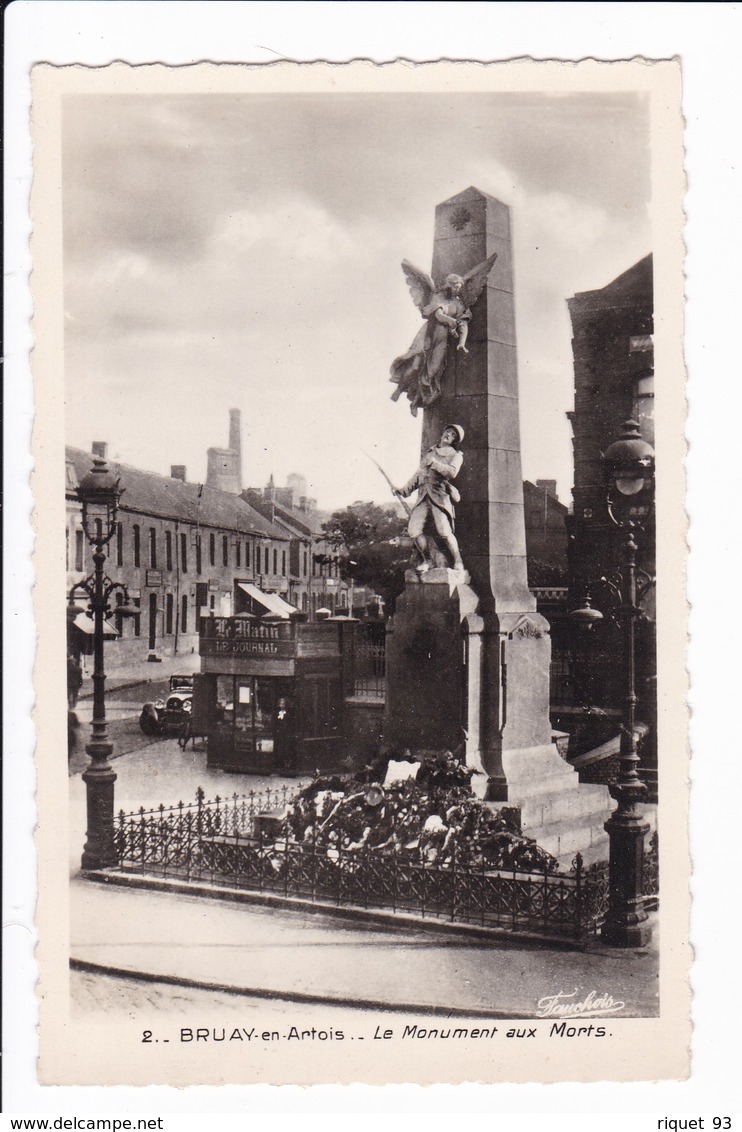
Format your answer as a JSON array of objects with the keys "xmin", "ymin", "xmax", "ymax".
[{"xmin": 193, "ymin": 614, "xmax": 346, "ymax": 775}]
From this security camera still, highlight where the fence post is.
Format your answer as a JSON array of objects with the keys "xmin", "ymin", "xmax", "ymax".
[
  {"xmin": 159, "ymin": 804, "xmax": 167, "ymax": 876},
  {"xmin": 138, "ymin": 807, "xmax": 146, "ymax": 873},
  {"xmin": 116, "ymin": 810, "xmax": 125, "ymax": 868},
  {"xmin": 311, "ymin": 822, "xmax": 317, "ymax": 903},
  {"xmin": 574, "ymin": 852, "xmax": 584, "ymax": 942},
  {"xmin": 363, "ymin": 845, "xmax": 369, "ymax": 910},
  {"xmin": 337, "ymin": 838, "xmax": 342, "ymax": 906},
  {"xmin": 392, "ymin": 847, "xmax": 397, "ymax": 914}
]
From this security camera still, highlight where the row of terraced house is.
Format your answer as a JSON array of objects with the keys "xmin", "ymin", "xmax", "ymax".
[{"xmin": 65, "ymin": 415, "xmax": 365, "ymax": 672}]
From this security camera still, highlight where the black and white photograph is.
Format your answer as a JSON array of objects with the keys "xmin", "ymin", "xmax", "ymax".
[{"xmin": 27, "ymin": 57, "xmax": 688, "ymax": 1088}]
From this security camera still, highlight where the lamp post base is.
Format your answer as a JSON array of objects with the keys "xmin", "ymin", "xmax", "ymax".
[
  {"xmin": 81, "ymin": 761, "xmax": 118, "ymax": 871},
  {"xmin": 601, "ymin": 808, "xmax": 651, "ymax": 948},
  {"xmin": 601, "ymin": 916, "xmax": 652, "ymax": 949}
]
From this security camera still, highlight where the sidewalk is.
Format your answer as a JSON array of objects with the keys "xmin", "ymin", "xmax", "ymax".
[
  {"xmin": 70, "ymin": 873, "xmax": 659, "ymax": 1019},
  {"xmin": 78, "ymin": 649, "xmax": 200, "ymax": 699}
]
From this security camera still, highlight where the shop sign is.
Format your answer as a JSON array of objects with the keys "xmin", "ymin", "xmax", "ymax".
[
  {"xmin": 200, "ymin": 616, "xmax": 296, "ymax": 658},
  {"xmin": 145, "ymin": 569, "xmax": 162, "ymax": 587}
]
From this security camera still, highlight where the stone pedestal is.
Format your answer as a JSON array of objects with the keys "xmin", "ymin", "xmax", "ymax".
[{"xmin": 384, "ymin": 569, "xmax": 479, "ymax": 758}]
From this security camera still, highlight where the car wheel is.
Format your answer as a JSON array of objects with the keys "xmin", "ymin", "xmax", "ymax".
[{"xmin": 139, "ymin": 710, "xmax": 160, "ymax": 736}]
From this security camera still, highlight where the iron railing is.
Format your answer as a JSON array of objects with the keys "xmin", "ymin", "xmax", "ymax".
[
  {"xmin": 352, "ymin": 640, "xmax": 386, "ymax": 700},
  {"xmin": 111, "ymin": 787, "xmax": 657, "ymax": 945}
]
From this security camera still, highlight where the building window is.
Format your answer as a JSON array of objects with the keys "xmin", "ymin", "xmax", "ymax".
[
  {"xmin": 303, "ymin": 550, "xmax": 308, "ymax": 577},
  {"xmin": 116, "ymin": 522, "xmax": 123, "ymax": 567},
  {"xmin": 149, "ymin": 528, "xmax": 157, "ymax": 569},
  {"xmin": 196, "ymin": 535, "xmax": 202, "ymax": 575},
  {"xmin": 282, "ymin": 550, "xmax": 286, "ymax": 576},
  {"xmin": 209, "ymin": 593, "xmax": 215, "ymax": 611},
  {"xmin": 223, "ymin": 535, "xmax": 229, "ymax": 567},
  {"xmin": 181, "ymin": 594, "xmax": 188, "ymax": 634},
  {"xmin": 165, "ymin": 593, "xmax": 174, "ymax": 635},
  {"xmin": 165, "ymin": 530, "xmax": 173, "ymax": 571},
  {"xmin": 133, "ymin": 597, "xmax": 141, "ymax": 637},
  {"xmin": 180, "ymin": 532, "xmax": 188, "ymax": 573},
  {"xmin": 133, "ymin": 525, "xmax": 141, "ymax": 568},
  {"xmin": 236, "ymin": 541, "xmax": 241, "ymax": 568},
  {"xmin": 75, "ymin": 529, "xmax": 84, "ymax": 572},
  {"xmin": 273, "ymin": 548, "xmax": 278, "ymax": 575},
  {"xmin": 66, "ymin": 528, "xmax": 69, "ymax": 570},
  {"xmin": 264, "ymin": 546, "xmax": 270, "ymax": 575},
  {"xmin": 246, "ymin": 541, "xmax": 251, "ymax": 568},
  {"xmin": 114, "ymin": 591, "xmax": 124, "ymax": 635},
  {"xmin": 209, "ymin": 533, "xmax": 216, "ymax": 566}
]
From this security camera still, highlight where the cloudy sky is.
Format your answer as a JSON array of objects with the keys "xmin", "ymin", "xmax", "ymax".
[{"xmin": 63, "ymin": 90, "xmax": 651, "ymax": 509}]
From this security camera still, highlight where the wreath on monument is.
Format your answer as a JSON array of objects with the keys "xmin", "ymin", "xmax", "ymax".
[{"xmin": 276, "ymin": 767, "xmax": 559, "ymax": 874}]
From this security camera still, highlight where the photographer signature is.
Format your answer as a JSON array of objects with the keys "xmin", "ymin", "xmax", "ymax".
[{"xmin": 536, "ymin": 989, "xmax": 626, "ymax": 1018}]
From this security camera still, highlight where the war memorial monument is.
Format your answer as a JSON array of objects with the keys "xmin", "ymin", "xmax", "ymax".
[{"xmin": 384, "ymin": 187, "xmax": 614, "ymax": 865}]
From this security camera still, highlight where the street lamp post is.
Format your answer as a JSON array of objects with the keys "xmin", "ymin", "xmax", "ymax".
[
  {"xmin": 72, "ymin": 457, "xmax": 133, "ymax": 870},
  {"xmin": 600, "ymin": 419, "xmax": 655, "ymax": 947}
]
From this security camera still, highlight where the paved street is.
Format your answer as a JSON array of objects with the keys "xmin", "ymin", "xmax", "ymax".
[
  {"xmin": 71, "ymin": 967, "xmax": 371, "ymax": 1024},
  {"xmin": 71, "ymin": 875, "xmax": 659, "ymax": 1019}
]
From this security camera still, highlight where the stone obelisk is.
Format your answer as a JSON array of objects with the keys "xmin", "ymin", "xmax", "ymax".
[
  {"xmin": 385, "ymin": 190, "xmax": 614, "ymax": 860},
  {"xmin": 423, "ymin": 188, "xmax": 551, "ymax": 799}
]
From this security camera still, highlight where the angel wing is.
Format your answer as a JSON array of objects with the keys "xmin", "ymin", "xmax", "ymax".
[
  {"xmin": 459, "ymin": 251, "xmax": 498, "ymax": 309},
  {"xmin": 401, "ymin": 260, "xmax": 435, "ymax": 313}
]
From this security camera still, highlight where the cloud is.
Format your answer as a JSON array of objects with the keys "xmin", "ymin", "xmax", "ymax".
[
  {"xmin": 63, "ymin": 90, "xmax": 652, "ymax": 507},
  {"xmin": 215, "ymin": 201, "xmax": 356, "ymax": 263}
]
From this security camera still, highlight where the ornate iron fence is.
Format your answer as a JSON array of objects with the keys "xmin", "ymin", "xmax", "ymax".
[
  {"xmin": 109, "ymin": 787, "xmax": 662, "ymax": 945},
  {"xmin": 352, "ymin": 640, "xmax": 386, "ymax": 700}
]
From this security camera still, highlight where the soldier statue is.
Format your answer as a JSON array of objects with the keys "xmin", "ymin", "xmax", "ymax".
[{"xmin": 396, "ymin": 424, "xmax": 466, "ymax": 575}]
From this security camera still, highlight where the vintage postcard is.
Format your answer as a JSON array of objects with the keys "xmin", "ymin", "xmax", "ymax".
[{"xmin": 30, "ymin": 58, "xmax": 688, "ymax": 1086}]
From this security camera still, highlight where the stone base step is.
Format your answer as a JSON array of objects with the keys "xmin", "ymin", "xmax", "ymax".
[
  {"xmin": 519, "ymin": 782, "xmax": 613, "ymax": 830},
  {"xmin": 534, "ymin": 820, "xmax": 610, "ymax": 867},
  {"xmin": 501, "ymin": 742, "xmax": 614, "ymax": 867}
]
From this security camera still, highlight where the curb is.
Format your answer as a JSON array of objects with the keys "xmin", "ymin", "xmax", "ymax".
[{"xmin": 69, "ymin": 957, "xmax": 537, "ymax": 1020}]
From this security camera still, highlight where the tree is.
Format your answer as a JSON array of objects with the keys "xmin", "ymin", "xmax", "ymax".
[{"xmin": 322, "ymin": 502, "xmax": 410, "ymax": 614}]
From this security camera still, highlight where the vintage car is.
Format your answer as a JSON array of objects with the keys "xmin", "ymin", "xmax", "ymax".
[{"xmin": 139, "ymin": 675, "xmax": 194, "ymax": 737}]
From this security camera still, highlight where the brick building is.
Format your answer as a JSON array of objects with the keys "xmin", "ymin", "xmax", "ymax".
[
  {"xmin": 244, "ymin": 474, "xmax": 350, "ymax": 617},
  {"xmin": 562, "ymin": 254, "xmax": 656, "ymax": 794},
  {"xmin": 523, "ymin": 479, "xmax": 568, "ymax": 581},
  {"xmin": 566, "ymin": 254, "xmax": 654, "ymax": 601},
  {"xmin": 66, "ymin": 444, "xmax": 291, "ymax": 669}
]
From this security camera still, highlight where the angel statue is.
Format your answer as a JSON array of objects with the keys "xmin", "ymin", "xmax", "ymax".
[{"xmin": 390, "ymin": 252, "xmax": 498, "ymax": 416}]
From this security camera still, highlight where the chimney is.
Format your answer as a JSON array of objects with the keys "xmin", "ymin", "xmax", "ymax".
[
  {"xmin": 536, "ymin": 479, "xmax": 557, "ymax": 499},
  {"xmin": 170, "ymin": 465, "xmax": 187, "ymax": 482},
  {"xmin": 229, "ymin": 408, "xmax": 242, "ymax": 491},
  {"xmin": 91, "ymin": 441, "xmax": 107, "ymax": 459}
]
